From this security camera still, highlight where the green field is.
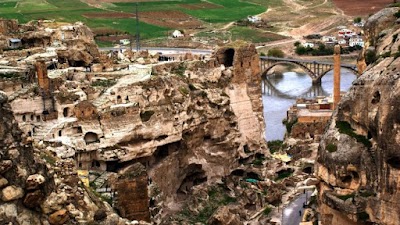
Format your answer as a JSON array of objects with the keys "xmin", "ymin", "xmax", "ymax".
[{"xmin": 0, "ymin": 0, "xmax": 268, "ymax": 43}]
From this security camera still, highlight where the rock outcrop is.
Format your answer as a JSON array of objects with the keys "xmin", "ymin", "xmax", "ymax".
[{"xmin": 316, "ymin": 7, "xmax": 400, "ymax": 225}]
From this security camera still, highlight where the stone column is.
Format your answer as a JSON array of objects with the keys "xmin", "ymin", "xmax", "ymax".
[
  {"xmin": 333, "ymin": 45, "xmax": 341, "ymax": 110},
  {"xmin": 35, "ymin": 60, "xmax": 50, "ymax": 93}
]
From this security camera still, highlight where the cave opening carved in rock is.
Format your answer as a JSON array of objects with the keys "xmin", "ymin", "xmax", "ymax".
[
  {"xmin": 178, "ymin": 164, "xmax": 207, "ymax": 195},
  {"xmin": 84, "ymin": 132, "xmax": 99, "ymax": 145},
  {"xmin": 387, "ymin": 156, "xmax": 400, "ymax": 169}
]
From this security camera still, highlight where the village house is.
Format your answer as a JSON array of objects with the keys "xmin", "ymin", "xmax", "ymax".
[
  {"xmin": 337, "ymin": 39, "xmax": 347, "ymax": 46},
  {"xmin": 338, "ymin": 28, "xmax": 356, "ymax": 38},
  {"xmin": 8, "ymin": 38, "xmax": 21, "ymax": 49},
  {"xmin": 349, "ymin": 36, "xmax": 364, "ymax": 47},
  {"xmin": 119, "ymin": 39, "xmax": 130, "ymax": 45},
  {"xmin": 247, "ymin": 16, "xmax": 261, "ymax": 23},
  {"xmin": 322, "ymin": 36, "xmax": 336, "ymax": 43},
  {"xmin": 302, "ymin": 42, "xmax": 314, "ymax": 48},
  {"xmin": 172, "ymin": 30, "xmax": 184, "ymax": 38}
]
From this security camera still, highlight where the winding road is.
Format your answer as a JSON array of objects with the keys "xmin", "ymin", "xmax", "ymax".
[{"xmin": 282, "ymin": 190, "xmax": 313, "ymax": 225}]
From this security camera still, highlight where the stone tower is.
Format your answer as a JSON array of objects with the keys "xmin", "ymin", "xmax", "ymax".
[{"xmin": 333, "ymin": 45, "xmax": 341, "ymax": 109}]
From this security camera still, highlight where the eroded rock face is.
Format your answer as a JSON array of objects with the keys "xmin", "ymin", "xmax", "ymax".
[{"xmin": 316, "ymin": 8, "xmax": 400, "ymax": 225}]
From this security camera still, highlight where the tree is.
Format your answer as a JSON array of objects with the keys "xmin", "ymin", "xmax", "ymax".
[
  {"xmin": 353, "ymin": 17, "xmax": 362, "ymax": 23},
  {"xmin": 294, "ymin": 41, "xmax": 301, "ymax": 47},
  {"xmin": 267, "ymin": 48, "xmax": 285, "ymax": 58}
]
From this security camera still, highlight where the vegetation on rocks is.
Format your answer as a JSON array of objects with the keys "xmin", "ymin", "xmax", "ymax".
[{"xmin": 336, "ymin": 121, "xmax": 372, "ymax": 148}]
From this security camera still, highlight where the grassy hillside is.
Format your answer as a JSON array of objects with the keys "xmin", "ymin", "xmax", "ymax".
[{"xmin": 0, "ymin": 0, "xmax": 266, "ymax": 41}]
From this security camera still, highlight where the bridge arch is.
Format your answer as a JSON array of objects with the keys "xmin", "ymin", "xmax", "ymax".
[
  {"xmin": 317, "ymin": 67, "xmax": 359, "ymax": 80},
  {"xmin": 261, "ymin": 61, "xmax": 318, "ymax": 80}
]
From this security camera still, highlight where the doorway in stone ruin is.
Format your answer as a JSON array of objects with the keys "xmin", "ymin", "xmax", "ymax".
[
  {"xmin": 63, "ymin": 107, "xmax": 69, "ymax": 117},
  {"xmin": 221, "ymin": 48, "xmax": 234, "ymax": 67}
]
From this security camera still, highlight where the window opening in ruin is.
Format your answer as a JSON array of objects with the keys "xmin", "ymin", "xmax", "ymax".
[
  {"xmin": 222, "ymin": 49, "xmax": 234, "ymax": 67},
  {"xmin": 63, "ymin": 107, "xmax": 69, "ymax": 117},
  {"xmin": 36, "ymin": 115, "xmax": 40, "ymax": 122},
  {"xmin": 58, "ymin": 130, "xmax": 62, "ymax": 137},
  {"xmin": 125, "ymin": 96, "xmax": 129, "ymax": 102},
  {"xmin": 84, "ymin": 132, "xmax": 100, "ymax": 145},
  {"xmin": 28, "ymin": 131, "xmax": 32, "ymax": 136},
  {"xmin": 387, "ymin": 156, "xmax": 400, "ymax": 169},
  {"xmin": 22, "ymin": 115, "xmax": 26, "ymax": 122},
  {"xmin": 30, "ymin": 114, "xmax": 34, "ymax": 121},
  {"xmin": 371, "ymin": 91, "xmax": 380, "ymax": 104},
  {"xmin": 116, "ymin": 95, "xmax": 122, "ymax": 104},
  {"xmin": 231, "ymin": 169, "xmax": 245, "ymax": 177},
  {"xmin": 91, "ymin": 160, "xmax": 101, "ymax": 168},
  {"xmin": 74, "ymin": 126, "xmax": 83, "ymax": 134},
  {"xmin": 246, "ymin": 172, "xmax": 261, "ymax": 180},
  {"xmin": 204, "ymin": 135, "xmax": 211, "ymax": 140},
  {"xmin": 71, "ymin": 60, "xmax": 85, "ymax": 67},
  {"xmin": 302, "ymin": 166, "xmax": 313, "ymax": 174},
  {"xmin": 341, "ymin": 175, "xmax": 352, "ymax": 183}
]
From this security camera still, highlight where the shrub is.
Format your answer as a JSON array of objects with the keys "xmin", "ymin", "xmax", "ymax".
[
  {"xmin": 283, "ymin": 118, "xmax": 297, "ymax": 134},
  {"xmin": 353, "ymin": 17, "xmax": 362, "ymax": 23},
  {"xmin": 263, "ymin": 207, "xmax": 272, "ymax": 215},
  {"xmin": 326, "ymin": 143, "xmax": 337, "ymax": 152},
  {"xmin": 365, "ymin": 50, "xmax": 377, "ymax": 65},
  {"xmin": 268, "ymin": 140, "xmax": 283, "ymax": 153},
  {"xmin": 336, "ymin": 121, "xmax": 372, "ymax": 148},
  {"xmin": 179, "ymin": 86, "xmax": 189, "ymax": 95},
  {"xmin": 392, "ymin": 33, "xmax": 398, "ymax": 43},
  {"xmin": 267, "ymin": 48, "xmax": 284, "ymax": 58},
  {"xmin": 394, "ymin": 10, "xmax": 400, "ymax": 18},
  {"xmin": 91, "ymin": 79, "xmax": 116, "ymax": 87}
]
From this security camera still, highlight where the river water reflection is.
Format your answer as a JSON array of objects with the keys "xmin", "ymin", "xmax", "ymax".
[{"xmin": 262, "ymin": 70, "xmax": 357, "ymax": 141}]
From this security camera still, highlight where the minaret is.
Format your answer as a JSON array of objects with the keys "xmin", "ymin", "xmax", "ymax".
[{"xmin": 333, "ymin": 45, "xmax": 341, "ymax": 110}]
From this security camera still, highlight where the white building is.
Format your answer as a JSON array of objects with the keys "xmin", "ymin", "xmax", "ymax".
[
  {"xmin": 337, "ymin": 39, "xmax": 347, "ymax": 45},
  {"xmin": 322, "ymin": 36, "xmax": 337, "ymax": 42},
  {"xmin": 349, "ymin": 36, "xmax": 364, "ymax": 47},
  {"xmin": 302, "ymin": 42, "xmax": 314, "ymax": 48},
  {"xmin": 247, "ymin": 16, "xmax": 261, "ymax": 23},
  {"xmin": 172, "ymin": 30, "xmax": 184, "ymax": 38},
  {"xmin": 119, "ymin": 39, "xmax": 130, "ymax": 45}
]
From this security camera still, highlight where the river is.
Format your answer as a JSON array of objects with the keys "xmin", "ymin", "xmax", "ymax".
[{"xmin": 262, "ymin": 69, "xmax": 357, "ymax": 141}]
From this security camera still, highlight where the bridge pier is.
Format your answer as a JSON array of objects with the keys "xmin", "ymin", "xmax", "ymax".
[{"xmin": 312, "ymin": 78, "xmax": 322, "ymax": 85}]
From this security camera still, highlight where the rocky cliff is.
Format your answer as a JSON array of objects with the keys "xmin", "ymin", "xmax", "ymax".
[{"xmin": 315, "ymin": 7, "xmax": 400, "ymax": 225}]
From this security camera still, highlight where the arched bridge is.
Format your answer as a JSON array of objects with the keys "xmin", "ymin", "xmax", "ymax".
[{"xmin": 259, "ymin": 56, "xmax": 359, "ymax": 84}]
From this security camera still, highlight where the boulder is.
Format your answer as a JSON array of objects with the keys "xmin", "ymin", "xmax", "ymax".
[
  {"xmin": 0, "ymin": 177, "xmax": 8, "ymax": 188},
  {"xmin": 207, "ymin": 206, "xmax": 241, "ymax": 225},
  {"xmin": 48, "ymin": 209, "xmax": 69, "ymax": 225},
  {"xmin": 1, "ymin": 185, "xmax": 24, "ymax": 201},
  {"xmin": 0, "ymin": 91, "xmax": 7, "ymax": 104},
  {"xmin": 26, "ymin": 174, "xmax": 46, "ymax": 190},
  {"xmin": 23, "ymin": 190, "xmax": 45, "ymax": 208},
  {"xmin": 0, "ymin": 160, "xmax": 13, "ymax": 174}
]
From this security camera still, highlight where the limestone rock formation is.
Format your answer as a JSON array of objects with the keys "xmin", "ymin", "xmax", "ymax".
[{"xmin": 316, "ymin": 8, "xmax": 400, "ymax": 225}]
